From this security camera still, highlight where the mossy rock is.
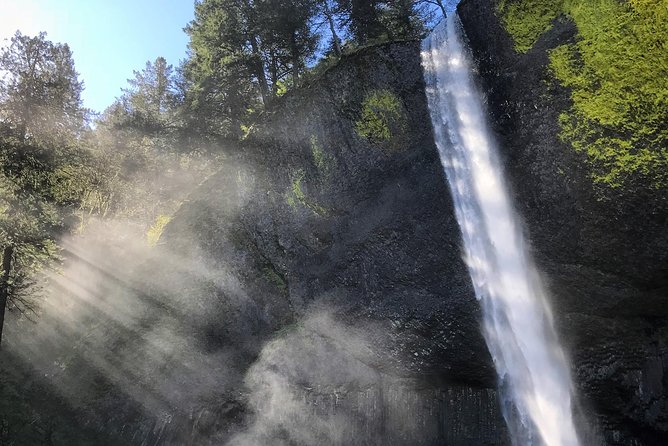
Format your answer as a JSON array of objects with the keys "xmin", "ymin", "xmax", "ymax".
[
  {"xmin": 498, "ymin": 0, "xmax": 668, "ymax": 190},
  {"xmin": 355, "ymin": 90, "xmax": 408, "ymax": 151},
  {"xmin": 285, "ymin": 169, "xmax": 327, "ymax": 216}
]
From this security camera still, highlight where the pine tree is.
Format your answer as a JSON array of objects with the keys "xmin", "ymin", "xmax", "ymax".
[
  {"xmin": 184, "ymin": 0, "xmax": 264, "ymax": 140},
  {"xmin": 336, "ymin": 0, "xmax": 384, "ymax": 44},
  {"xmin": 118, "ymin": 57, "xmax": 180, "ymax": 136},
  {"xmin": 383, "ymin": 0, "xmax": 425, "ymax": 40},
  {"xmin": 0, "ymin": 32, "xmax": 85, "ymax": 145},
  {"xmin": 258, "ymin": 0, "xmax": 319, "ymax": 88},
  {"xmin": 319, "ymin": 0, "xmax": 343, "ymax": 57},
  {"xmin": 0, "ymin": 32, "xmax": 88, "ymax": 345},
  {"xmin": 183, "ymin": 0, "xmax": 321, "ymax": 139}
]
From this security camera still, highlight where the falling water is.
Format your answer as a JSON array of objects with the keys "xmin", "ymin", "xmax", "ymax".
[{"xmin": 421, "ymin": 15, "xmax": 580, "ymax": 446}]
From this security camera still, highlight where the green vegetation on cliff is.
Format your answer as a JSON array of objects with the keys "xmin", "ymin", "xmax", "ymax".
[
  {"xmin": 497, "ymin": 0, "xmax": 563, "ymax": 53},
  {"xmin": 310, "ymin": 135, "xmax": 336, "ymax": 175},
  {"xmin": 286, "ymin": 169, "xmax": 327, "ymax": 215},
  {"xmin": 355, "ymin": 90, "xmax": 407, "ymax": 150},
  {"xmin": 497, "ymin": 0, "xmax": 668, "ymax": 189},
  {"xmin": 147, "ymin": 214, "xmax": 172, "ymax": 246}
]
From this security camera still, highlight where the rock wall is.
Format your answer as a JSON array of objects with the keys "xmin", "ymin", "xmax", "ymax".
[
  {"xmin": 162, "ymin": 41, "xmax": 509, "ymax": 444},
  {"xmin": 157, "ymin": 2, "xmax": 667, "ymax": 444},
  {"xmin": 3, "ymin": 3, "xmax": 664, "ymax": 445},
  {"xmin": 458, "ymin": 1, "xmax": 668, "ymax": 444}
]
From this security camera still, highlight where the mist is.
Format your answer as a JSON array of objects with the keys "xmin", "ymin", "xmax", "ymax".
[
  {"xmin": 2, "ymin": 212, "xmax": 443, "ymax": 445},
  {"xmin": 3, "ymin": 0, "xmax": 660, "ymax": 444}
]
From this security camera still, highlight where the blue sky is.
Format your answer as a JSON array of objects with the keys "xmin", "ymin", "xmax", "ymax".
[{"xmin": 0, "ymin": 0, "xmax": 195, "ymax": 113}]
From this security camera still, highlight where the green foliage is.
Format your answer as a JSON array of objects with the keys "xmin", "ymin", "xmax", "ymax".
[
  {"xmin": 310, "ymin": 135, "xmax": 336, "ymax": 174},
  {"xmin": 496, "ymin": 0, "xmax": 564, "ymax": 53},
  {"xmin": 0, "ymin": 32, "xmax": 89, "ymax": 319},
  {"xmin": 338, "ymin": 0, "xmax": 385, "ymax": 43},
  {"xmin": 147, "ymin": 214, "xmax": 172, "ymax": 246},
  {"xmin": 285, "ymin": 169, "xmax": 326, "ymax": 215},
  {"xmin": 355, "ymin": 90, "xmax": 406, "ymax": 148},
  {"xmin": 381, "ymin": 0, "xmax": 427, "ymax": 40},
  {"xmin": 274, "ymin": 80, "xmax": 289, "ymax": 97},
  {"xmin": 183, "ymin": 0, "xmax": 262, "ymax": 139},
  {"xmin": 184, "ymin": 0, "xmax": 320, "ymax": 135},
  {"xmin": 286, "ymin": 169, "xmax": 307, "ymax": 209},
  {"xmin": 91, "ymin": 72, "xmax": 219, "ymax": 229},
  {"xmin": 119, "ymin": 57, "xmax": 180, "ymax": 136},
  {"xmin": 550, "ymin": 0, "xmax": 668, "ymax": 188},
  {"xmin": 0, "ymin": 172, "xmax": 60, "ymax": 314},
  {"xmin": 262, "ymin": 264, "xmax": 288, "ymax": 293},
  {"xmin": 498, "ymin": 0, "xmax": 668, "ymax": 189},
  {"xmin": 0, "ymin": 32, "xmax": 86, "ymax": 144}
]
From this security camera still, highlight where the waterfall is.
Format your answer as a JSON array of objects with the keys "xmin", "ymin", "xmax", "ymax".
[{"xmin": 421, "ymin": 15, "xmax": 580, "ymax": 446}]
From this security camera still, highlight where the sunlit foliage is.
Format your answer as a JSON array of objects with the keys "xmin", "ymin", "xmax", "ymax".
[
  {"xmin": 0, "ymin": 32, "xmax": 87, "ymax": 328},
  {"xmin": 355, "ymin": 90, "xmax": 406, "ymax": 149},
  {"xmin": 285, "ymin": 169, "xmax": 326, "ymax": 214},
  {"xmin": 147, "ymin": 214, "xmax": 172, "ymax": 246},
  {"xmin": 497, "ymin": 0, "xmax": 668, "ymax": 189},
  {"xmin": 496, "ymin": 0, "xmax": 563, "ymax": 53}
]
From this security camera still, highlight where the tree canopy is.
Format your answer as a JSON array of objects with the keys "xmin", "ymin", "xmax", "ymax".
[{"xmin": 0, "ymin": 32, "xmax": 87, "ymax": 344}]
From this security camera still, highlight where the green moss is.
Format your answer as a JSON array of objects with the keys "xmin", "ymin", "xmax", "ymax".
[
  {"xmin": 262, "ymin": 264, "xmax": 288, "ymax": 293},
  {"xmin": 499, "ymin": 0, "xmax": 668, "ymax": 189},
  {"xmin": 240, "ymin": 123, "xmax": 253, "ymax": 140},
  {"xmin": 286, "ymin": 169, "xmax": 306, "ymax": 209},
  {"xmin": 274, "ymin": 79, "xmax": 289, "ymax": 97},
  {"xmin": 497, "ymin": 0, "xmax": 564, "ymax": 53},
  {"xmin": 355, "ymin": 90, "xmax": 406, "ymax": 149},
  {"xmin": 310, "ymin": 135, "xmax": 336, "ymax": 174},
  {"xmin": 285, "ymin": 169, "xmax": 327, "ymax": 215},
  {"xmin": 311, "ymin": 135, "xmax": 326, "ymax": 170},
  {"xmin": 550, "ymin": 0, "xmax": 668, "ymax": 188},
  {"xmin": 147, "ymin": 214, "xmax": 172, "ymax": 246}
]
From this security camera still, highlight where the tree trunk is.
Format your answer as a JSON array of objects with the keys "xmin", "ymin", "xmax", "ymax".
[
  {"xmin": 0, "ymin": 245, "xmax": 14, "ymax": 347},
  {"xmin": 250, "ymin": 35, "xmax": 270, "ymax": 104},
  {"xmin": 269, "ymin": 49, "xmax": 280, "ymax": 96},
  {"xmin": 324, "ymin": 3, "xmax": 342, "ymax": 57},
  {"xmin": 291, "ymin": 33, "xmax": 300, "ymax": 88},
  {"xmin": 350, "ymin": 0, "xmax": 382, "ymax": 43}
]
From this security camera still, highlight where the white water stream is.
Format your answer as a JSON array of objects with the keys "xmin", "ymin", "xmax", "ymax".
[{"xmin": 422, "ymin": 15, "xmax": 580, "ymax": 446}]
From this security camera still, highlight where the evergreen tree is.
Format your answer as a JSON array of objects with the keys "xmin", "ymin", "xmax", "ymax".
[
  {"xmin": 0, "ymin": 32, "xmax": 88, "ymax": 345},
  {"xmin": 184, "ymin": 0, "xmax": 266, "ymax": 140},
  {"xmin": 117, "ymin": 57, "xmax": 180, "ymax": 136},
  {"xmin": 0, "ymin": 32, "xmax": 85, "ymax": 145},
  {"xmin": 318, "ymin": 0, "xmax": 343, "ymax": 57},
  {"xmin": 184, "ymin": 0, "xmax": 321, "ymax": 139},
  {"xmin": 337, "ymin": 0, "xmax": 384, "ymax": 44},
  {"xmin": 382, "ymin": 0, "xmax": 425, "ymax": 40},
  {"xmin": 258, "ymin": 0, "xmax": 319, "ymax": 88}
]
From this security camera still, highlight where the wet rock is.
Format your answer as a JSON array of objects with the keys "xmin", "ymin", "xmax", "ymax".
[{"xmin": 458, "ymin": 0, "xmax": 668, "ymax": 444}]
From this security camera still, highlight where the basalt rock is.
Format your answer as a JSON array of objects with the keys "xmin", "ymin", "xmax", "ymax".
[
  {"xmin": 155, "ymin": 2, "xmax": 668, "ymax": 444},
  {"xmin": 162, "ymin": 39, "xmax": 509, "ymax": 444},
  {"xmin": 458, "ymin": 0, "xmax": 668, "ymax": 444}
]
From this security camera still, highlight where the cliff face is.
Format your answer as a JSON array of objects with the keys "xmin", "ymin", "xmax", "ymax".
[
  {"xmin": 163, "ymin": 41, "xmax": 509, "ymax": 445},
  {"xmin": 458, "ymin": 0, "xmax": 668, "ymax": 444},
  {"xmin": 157, "ymin": 2, "xmax": 667, "ymax": 445}
]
